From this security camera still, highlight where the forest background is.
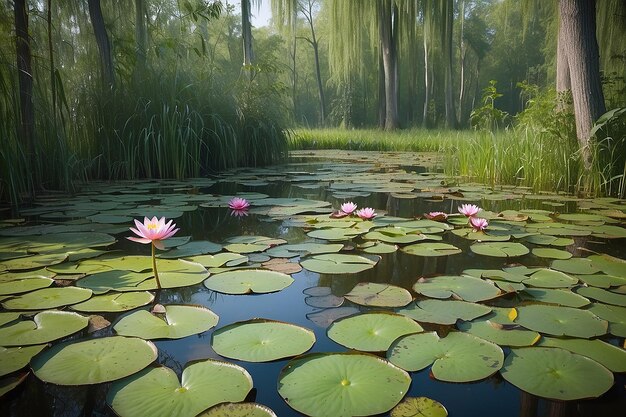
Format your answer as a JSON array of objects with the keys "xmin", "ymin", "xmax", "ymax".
[{"xmin": 1, "ymin": 0, "xmax": 625, "ymax": 210}]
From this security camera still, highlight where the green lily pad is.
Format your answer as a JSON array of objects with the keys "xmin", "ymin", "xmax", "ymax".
[
  {"xmin": 185, "ymin": 253, "xmax": 248, "ymax": 268},
  {"xmin": 413, "ymin": 276, "xmax": 501, "ymax": 302},
  {"xmin": 301, "ymin": 254, "xmax": 379, "ymax": 274},
  {"xmin": 2, "ymin": 287, "xmax": 93, "ymax": 310},
  {"xmin": 107, "ymin": 360, "xmax": 253, "ymax": 417},
  {"xmin": 532, "ymin": 248, "xmax": 572, "ymax": 260},
  {"xmin": 500, "ymin": 347, "xmax": 613, "ymax": 400},
  {"xmin": 2, "ymin": 253, "xmax": 68, "ymax": 271},
  {"xmin": 515, "ymin": 304, "xmax": 607, "ymax": 337},
  {"xmin": 158, "ymin": 241, "xmax": 222, "ymax": 258},
  {"xmin": 0, "ymin": 311, "xmax": 22, "ymax": 326},
  {"xmin": 305, "ymin": 294, "xmax": 344, "ymax": 308},
  {"xmin": 521, "ymin": 288, "xmax": 590, "ymax": 307},
  {"xmin": 328, "ymin": 311, "xmax": 423, "ymax": 352},
  {"xmin": 457, "ymin": 320, "xmax": 541, "ymax": 347},
  {"xmin": 588, "ymin": 254, "xmax": 626, "ymax": 277},
  {"xmin": 71, "ymin": 291, "xmax": 155, "ymax": 312},
  {"xmin": 82, "ymin": 255, "xmax": 152, "ymax": 272},
  {"xmin": 551, "ymin": 258, "xmax": 600, "ymax": 275},
  {"xmin": 451, "ymin": 228, "xmax": 510, "ymax": 241},
  {"xmin": 576, "ymin": 274, "xmax": 626, "ymax": 288},
  {"xmin": 390, "ymin": 397, "xmax": 448, "ymax": 417},
  {"xmin": 401, "ymin": 243, "xmax": 461, "ymax": 257},
  {"xmin": 32, "ymin": 336, "xmax": 157, "ymax": 385},
  {"xmin": 114, "ymin": 305, "xmax": 219, "ymax": 339},
  {"xmin": 463, "ymin": 268, "xmax": 527, "ymax": 283},
  {"xmin": 387, "ymin": 331, "xmax": 504, "ymax": 382},
  {"xmin": 306, "ymin": 306, "xmax": 360, "ymax": 328},
  {"xmin": 522, "ymin": 269, "xmax": 578, "ymax": 288},
  {"xmin": 77, "ymin": 270, "xmax": 153, "ymax": 294},
  {"xmin": 359, "ymin": 241, "xmax": 398, "ymax": 254},
  {"xmin": 199, "ymin": 403, "xmax": 277, "ymax": 417},
  {"xmin": 363, "ymin": 228, "xmax": 427, "ymax": 244},
  {"xmin": 470, "ymin": 242, "xmax": 529, "ymax": 258},
  {"xmin": 538, "ymin": 337, "xmax": 626, "ymax": 372},
  {"xmin": 586, "ymin": 303, "xmax": 626, "ymax": 337},
  {"xmin": 211, "ymin": 319, "xmax": 315, "ymax": 362},
  {"xmin": 203, "ymin": 269, "xmax": 294, "ymax": 294},
  {"xmin": 0, "ymin": 277, "xmax": 54, "ymax": 295},
  {"xmin": 397, "ymin": 299, "xmax": 491, "ymax": 325},
  {"xmin": 0, "ymin": 372, "xmax": 28, "ymax": 398},
  {"xmin": 524, "ymin": 235, "xmax": 574, "ymax": 246},
  {"xmin": 265, "ymin": 243, "xmax": 344, "ymax": 258},
  {"xmin": 0, "ymin": 345, "xmax": 46, "ymax": 377},
  {"xmin": 278, "ymin": 352, "xmax": 410, "ymax": 417},
  {"xmin": 0, "ymin": 310, "xmax": 88, "ymax": 346},
  {"xmin": 576, "ymin": 286, "xmax": 626, "ymax": 306},
  {"xmin": 344, "ymin": 283, "xmax": 412, "ymax": 307}
]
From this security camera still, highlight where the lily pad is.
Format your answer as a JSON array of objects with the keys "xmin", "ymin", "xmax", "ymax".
[
  {"xmin": 185, "ymin": 253, "xmax": 247, "ymax": 268},
  {"xmin": 0, "ymin": 277, "xmax": 54, "ymax": 295},
  {"xmin": 306, "ymin": 306, "xmax": 360, "ymax": 328},
  {"xmin": 457, "ymin": 320, "xmax": 541, "ymax": 347},
  {"xmin": 586, "ymin": 303, "xmax": 626, "ymax": 337},
  {"xmin": 576, "ymin": 286, "xmax": 626, "ymax": 306},
  {"xmin": 159, "ymin": 241, "xmax": 222, "ymax": 258},
  {"xmin": 500, "ymin": 347, "xmax": 613, "ymax": 400},
  {"xmin": 0, "ymin": 372, "xmax": 29, "ymax": 398},
  {"xmin": 514, "ymin": 304, "xmax": 607, "ymax": 338},
  {"xmin": 203, "ymin": 269, "xmax": 294, "ymax": 294},
  {"xmin": 401, "ymin": 242, "xmax": 461, "ymax": 257},
  {"xmin": 551, "ymin": 258, "xmax": 600, "ymax": 275},
  {"xmin": 413, "ymin": 276, "xmax": 501, "ymax": 302},
  {"xmin": 301, "ymin": 254, "xmax": 379, "ymax": 274},
  {"xmin": 2, "ymin": 287, "xmax": 93, "ymax": 310},
  {"xmin": 107, "ymin": 359, "xmax": 253, "ymax": 417},
  {"xmin": 387, "ymin": 331, "xmax": 504, "ymax": 382},
  {"xmin": 327, "ymin": 311, "xmax": 423, "ymax": 352},
  {"xmin": 266, "ymin": 243, "xmax": 344, "ymax": 258},
  {"xmin": 538, "ymin": 337, "xmax": 626, "ymax": 372},
  {"xmin": 344, "ymin": 283, "xmax": 412, "ymax": 308},
  {"xmin": 277, "ymin": 352, "xmax": 410, "ymax": 417},
  {"xmin": 211, "ymin": 319, "xmax": 315, "ymax": 362},
  {"xmin": 305, "ymin": 294, "xmax": 344, "ymax": 308},
  {"xmin": 71, "ymin": 291, "xmax": 155, "ymax": 312},
  {"xmin": 469, "ymin": 242, "xmax": 529, "ymax": 258},
  {"xmin": 199, "ymin": 403, "xmax": 277, "ymax": 417},
  {"xmin": 588, "ymin": 254, "xmax": 626, "ymax": 277},
  {"xmin": 1, "ymin": 253, "xmax": 68, "ymax": 271},
  {"xmin": 0, "ymin": 310, "xmax": 88, "ymax": 346},
  {"xmin": 390, "ymin": 397, "xmax": 448, "ymax": 417},
  {"xmin": 0, "ymin": 345, "xmax": 46, "ymax": 377},
  {"xmin": 522, "ymin": 269, "xmax": 578, "ymax": 288},
  {"xmin": 114, "ymin": 305, "xmax": 218, "ymax": 339},
  {"xmin": 32, "ymin": 336, "xmax": 157, "ymax": 385},
  {"xmin": 531, "ymin": 248, "xmax": 572, "ymax": 260},
  {"xmin": 397, "ymin": 299, "xmax": 491, "ymax": 325},
  {"xmin": 521, "ymin": 288, "xmax": 590, "ymax": 307}
]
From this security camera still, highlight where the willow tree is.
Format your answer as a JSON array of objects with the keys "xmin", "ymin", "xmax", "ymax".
[{"xmin": 88, "ymin": 0, "xmax": 114, "ymax": 88}]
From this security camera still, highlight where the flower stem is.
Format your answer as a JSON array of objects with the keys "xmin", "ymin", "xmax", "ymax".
[{"xmin": 151, "ymin": 242, "xmax": 162, "ymax": 290}]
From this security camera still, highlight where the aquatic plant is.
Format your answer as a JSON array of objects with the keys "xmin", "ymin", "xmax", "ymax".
[
  {"xmin": 229, "ymin": 197, "xmax": 251, "ymax": 216},
  {"xmin": 458, "ymin": 204, "xmax": 480, "ymax": 217},
  {"xmin": 424, "ymin": 211, "xmax": 448, "ymax": 221},
  {"xmin": 469, "ymin": 217, "xmax": 489, "ymax": 231},
  {"xmin": 340, "ymin": 201, "xmax": 358, "ymax": 214},
  {"xmin": 356, "ymin": 207, "xmax": 377, "ymax": 220}
]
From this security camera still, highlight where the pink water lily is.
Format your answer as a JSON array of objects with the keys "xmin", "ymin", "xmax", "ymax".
[
  {"xmin": 424, "ymin": 211, "xmax": 448, "ymax": 221},
  {"xmin": 356, "ymin": 207, "xmax": 377, "ymax": 220},
  {"xmin": 128, "ymin": 216, "xmax": 179, "ymax": 250},
  {"xmin": 229, "ymin": 197, "xmax": 250, "ymax": 210},
  {"xmin": 458, "ymin": 204, "xmax": 481, "ymax": 217},
  {"xmin": 340, "ymin": 201, "xmax": 358, "ymax": 215},
  {"xmin": 470, "ymin": 217, "xmax": 489, "ymax": 231}
]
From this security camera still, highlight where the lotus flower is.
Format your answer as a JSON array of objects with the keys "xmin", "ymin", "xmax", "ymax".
[
  {"xmin": 340, "ymin": 201, "xmax": 358, "ymax": 215},
  {"xmin": 128, "ymin": 216, "xmax": 179, "ymax": 290},
  {"xmin": 424, "ymin": 211, "xmax": 448, "ymax": 221},
  {"xmin": 458, "ymin": 204, "xmax": 481, "ymax": 217},
  {"xmin": 229, "ymin": 197, "xmax": 250, "ymax": 210},
  {"xmin": 470, "ymin": 217, "xmax": 489, "ymax": 231},
  {"xmin": 355, "ymin": 207, "xmax": 377, "ymax": 220}
]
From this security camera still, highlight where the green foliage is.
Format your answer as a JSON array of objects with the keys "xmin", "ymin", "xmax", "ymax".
[
  {"xmin": 469, "ymin": 80, "xmax": 508, "ymax": 131},
  {"xmin": 590, "ymin": 107, "xmax": 626, "ymax": 197}
]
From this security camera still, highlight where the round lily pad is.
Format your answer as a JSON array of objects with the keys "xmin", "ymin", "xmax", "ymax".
[
  {"xmin": 344, "ymin": 282, "xmax": 412, "ymax": 307},
  {"xmin": 401, "ymin": 242, "xmax": 461, "ymax": 257},
  {"xmin": 199, "ymin": 403, "xmax": 277, "ymax": 417},
  {"xmin": 576, "ymin": 286, "xmax": 626, "ymax": 306},
  {"xmin": 306, "ymin": 306, "xmax": 360, "ymax": 328},
  {"xmin": 387, "ymin": 331, "xmax": 504, "ymax": 382},
  {"xmin": 278, "ymin": 352, "xmax": 410, "ymax": 417},
  {"xmin": 413, "ymin": 276, "xmax": 501, "ymax": 302},
  {"xmin": 390, "ymin": 397, "xmax": 448, "ymax": 417},
  {"xmin": 521, "ymin": 288, "xmax": 590, "ymax": 307},
  {"xmin": 514, "ymin": 304, "xmax": 607, "ymax": 338},
  {"xmin": 500, "ymin": 347, "xmax": 614, "ymax": 400},
  {"xmin": 2, "ymin": 253, "xmax": 68, "ymax": 271},
  {"xmin": 551, "ymin": 258, "xmax": 600, "ymax": 275},
  {"xmin": 328, "ymin": 311, "xmax": 423, "ymax": 352},
  {"xmin": 0, "ymin": 310, "xmax": 88, "ymax": 346},
  {"xmin": 0, "ymin": 277, "xmax": 54, "ymax": 295},
  {"xmin": 305, "ymin": 294, "xmax": 344, "ymax": 308},
  {"xmin": 301, "ymin": 254, "xmax": 379, "ymax": 274},
  {"xmin": 32, "ymin": 336, "xmax": 157, "ymax": 385},
  {"xmin": 469, "ymin": 242, "xmax": 529, "ymax": 258},
  {"xmin": 211, "ymin": 319, "xmax": 315, "ymax": 362},
  {"xmin": 306, "ymin": 227, "xmax": 361, "ymax": 241},
  {"xmin": 107, "ymin": 359, "xmax": 253, "ymax": 417},
  {"xmin": 397, "ymin": 299, "xmax": 491, "ymax": 325},
  {"xmin": 159, "ymin": 240, "xmax": 222, "ymax": 258},
  {"xmin": 2, "ymin": 287, "xmax": 93, "ymax": 310},
  {"xmin": 531, "ymin": 248, "xmax": 572, "ymax": 260},
  {"xmin": 538, "ymin": 336, "xmax": 626, "ymax": 372},
  {"xmin": 586, "ymin": 303, "xmax": 626, "ymax": 337},
  {"xmin": 114, "ymin": 305, "xmax": 219, "ymax": 339},
  {"xmin": 522, "ymin": 269, "xmax": 578, "ymax": 288},
  {"xmin": 457, "ymin": 320, "xmax": 541, "ymax": 347},
  {"xmin": 0, "ymin": 345, "xmax": 46, "ymax": 377},
  {"xmin": 203, "ymin": 269, "xmax": 294, "ymax": 294},
  {"xmin": 71, "ymin": 291, "xmax": 155, "ymax": 312}
]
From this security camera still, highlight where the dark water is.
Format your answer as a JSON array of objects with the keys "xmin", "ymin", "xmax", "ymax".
[{"xmin": 1, "ymin": 158, "xmax": 625, "ymax": 417}]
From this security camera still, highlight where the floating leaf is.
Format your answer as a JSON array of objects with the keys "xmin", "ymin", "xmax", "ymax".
[
  {"xmin": 107, "ymin": 360, "xmax": 252, "ymax": 417},
  {"xmin": 390, "ymin": 397, "xmax": 448, "ymax": 417},
  {"xmin": 278, "ymin": 352, "xmax": 410, "ymax": 417},
  {"xmin": 586, "ymin": 303, "xmax": 626, "ymax": 337},
  {"xmin": 413, "ymin": 276, "xmax": 501, "ymax": 302},
  {"xmin": 32, "ymin": 336, "xmax": 157, "ymax": 385},
  {"xmin": 71, "ymin": 291, "xmax": 155, "ymax": 312},
  {"xmin": 0, "ymin": 372, "xmax": 28, "ymax": 397},
  {"xmin": 301, "ymin": 254, "xmax": 379, "ymax": 274},
  {"xmin": 306, "ymin": 306, "xmax": 360, "ymax": 328},
  {"xmin": 531, "ymin": 248, "xmax": 572, "ymax": 260},
  {"xmin": 265, "ymin": 243, "xmax": 344, "ymax": 258},
  {"xmin": 0, "ymin": 277, "xmax": 53, "ymax": 295},
  {"xmin": 159, "ymin": 241, "xmax": 222, "ymax": 258},
  {"xmin": 515, "ymin": 304, "xmax": 607, "ymax": 338},
  {"xmin": 305, "ymin": 294, "xmax": 344, "ymax": 308},
  {"xmin": 203, "ymin": 269, "xmax": 293, "ymax": 294},
  {"xmin": 397, "ymin": 299, "xmax": 491, "ymax": 325},
  {"xmin": 457, "ymin": 320, "xmax": 540, "ymax": 347},
  {"xmin": 211, "ymin": 319, "xmax": 315, "ymax": 362},
  {"xmin": 538, "ymin": 337, "xmax": 626, "ymax": 372},
  {"xmin": 185, "ymin": 253, "xmax": 247, "ymax": 268},
  {"xmin": 2, "ymin": 253, "xmax": 68, "ymax": 271},
  {"xmin": 303, "ymin": 286, "xmax": 332, "ymax": 296},
  {"xmin": 387, "ymin": 331, "xmax": 503, "ymax": 382},
  {"xmin": 2, "ymin": 287, "xmax": 93, "ymax": 310},
  {"xmin": 401, "ymin": 242, "xmax": 461, "ymax": 257},
  {"xmin": 199, "ymin": 403, "xmax": 277, "ymax": 417},
  {"xmin": 328, "ymin": 311, "xmax": 423, "ymax": 352},
  {"xmin": 551, "ymin": 258, "xmax": 600, "ymax": 275},
  {"xmin": 469, "ymin": 242, "xmax": 529, "ymax": 258},
  {"xmin": 576, "ymin": 286, "xmax": 626, "ymax": 306},
  {"xmin": 521, "ymin": 288, "xmax": 590, "ymax": 307},
  {"xmin": 522, "ymin": 269, "xmax": 578, "ymax": 288},
  {"xmin": 344, "ymin": 283, "xmax": 412, "ymax": 308},
  {"xmin": 0, "ymin": 310, "xmax": 88, "ymax": 346},
  {"xmin": 0, "ymin": 345, "xmax": 45, "ymax": 377},
  {"xmin": 114, "ymin": 305, "xmax": 218, "ymax": 339},
  {"xmin": 588, "ymin": 254, "xmax": 626, "ymax": 277},
  {"xmin": 500, "ymin": 347, "xmax": 613, "ymax": 400}
]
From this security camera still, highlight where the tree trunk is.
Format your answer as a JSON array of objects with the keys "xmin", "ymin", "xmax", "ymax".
[
  {"xmin": 135, "ymin": 0, "xmax": 147, "ymax": 75},
  {"xmin": 14, "ymin": 0, "xmax": 35, "ymax": 197},
  {"xmin": 379, "ymin": 0, "xmax": 399, "ymax": 130},
  {"xmin": 559, "ymin": 0, "xmax": 606, "ymax": 170},
  {"xmin": 422, "ymin": 0, "xmax": 433, "ymax": 128},
  {"xmin": 303, "ymin": 1, "xmax": 326, "ymax": 127},
  {"xmin": 458, "ymin": 0, "xmax": 466, "ymax": 127},
  {"xmin": 378, "ymin": 51, "xmax": 386, "ymax": 129},
  {"xmin": 291, "ymin": 35, "xmax": 297, "ymax": 120},
  {"xmin": 88, "ymin": 0, "xmax": 114, "ymax": 88},
  {"xmin": 443, "ymin": 0, "xmax": 456, "ymax": 129},
  {"xmin": 241, "ymin": 0, "xmax": 254, "ymax": 77}
]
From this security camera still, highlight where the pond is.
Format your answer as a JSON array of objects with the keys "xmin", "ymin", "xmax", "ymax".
[{"xmin": 1, "ymin": 150, "xmax": 625, "ymax": 417}]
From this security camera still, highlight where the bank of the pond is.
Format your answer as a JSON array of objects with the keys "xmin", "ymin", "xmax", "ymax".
[{"xmin": 290, "ymin": 128, "xmax": 622, "ymax": 197}]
